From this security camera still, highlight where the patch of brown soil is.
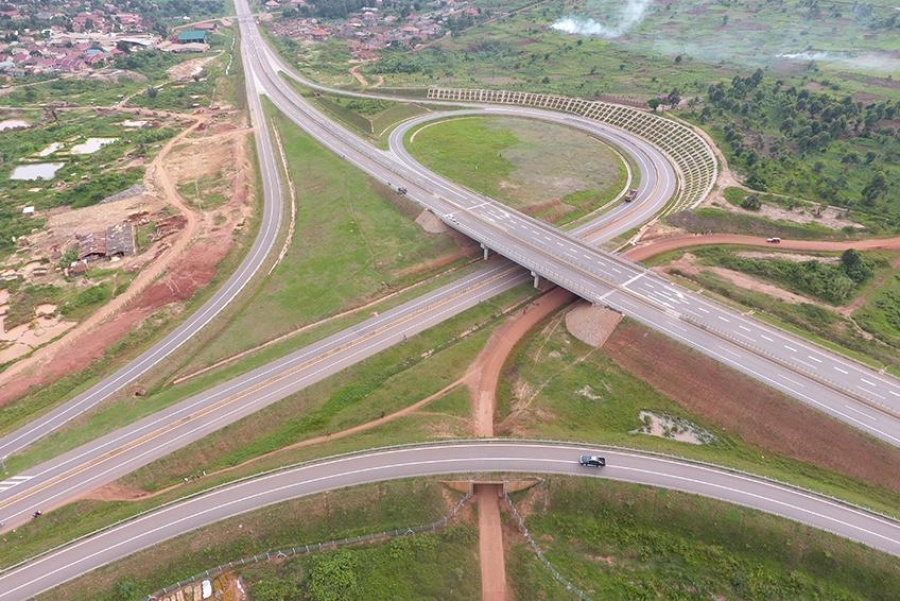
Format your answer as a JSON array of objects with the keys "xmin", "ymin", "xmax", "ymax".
[
  {"xmin": 391, "ymin": 249, "xmax": 470, "ymax": 280},
  {"xmin": 82, "ymin": 481, "xmax": 151, "ymax": 501},
  {"xmin": 604, "ymin": 321, "xmax": 900, "ymax": 494},
  {"xmin": 349, "ymin": 64, "xmax": 369, "ymax": 87},
  {"xmin": 465, "ymin": 287, "xmax": 575, "ymax": 436},
  {"xmin": 0, "ymin": 241, "xmax": 230, "ymax": 405},
  {"xmin": 476, "ymin": 483, "xmax": 508, "ymax": 601},
  {"xmin": 0, "ymin": 113, "xmax": 255, "ymax": 406},
  {"xmin": 0, "ymin": 118, "xmax": 206, "ymax": 400}
]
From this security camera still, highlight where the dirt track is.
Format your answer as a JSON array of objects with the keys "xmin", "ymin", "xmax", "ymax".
[
  {"xmin": 0, "ymin": 120, "xmax": 203, "ymax": 403},
  {"xmin": 0, "ymin": 121, "xmax": 252, "ymax": 407},
  {"xmin": 625, "ymin": 233, "xmax": 900, "ymax": 262},
  {"xmin": 465, "ymin": 288, "xmax": 575, "ymax": 437}
]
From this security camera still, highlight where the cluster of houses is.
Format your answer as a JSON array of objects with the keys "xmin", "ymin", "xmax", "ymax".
[
  {"xmin": 0, "ymin": 5, "xmax": 217, "ymax": 78},
  {"xmin": 267, "ymin": 0, "xmax": 481, "ymax": 60}
]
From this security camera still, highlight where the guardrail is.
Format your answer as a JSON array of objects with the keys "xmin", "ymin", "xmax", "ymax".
[{"xmin": 427, "ymin": 87, "xmax": 717, "ymax": 213}]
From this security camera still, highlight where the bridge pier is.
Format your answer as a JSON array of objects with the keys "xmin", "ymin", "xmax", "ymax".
[
  {"xmin": 531, "ymin": 271, "xmax": 540, "ymax": 288},
  {"xmin": 481, "ymin": 243, "xmax": 490, "ymax": 261}
]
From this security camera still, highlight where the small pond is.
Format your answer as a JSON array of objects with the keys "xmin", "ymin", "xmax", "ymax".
[
  {"xmin": 10, "ymin": 162, "xmax": 65, "ymax": 181},
  {"xmin": 0, "ymin": 119, "xmax": 29, "ymax": 131},
  {"xmin": 70, "ymin": 137, "xmax": 119, "ymax": 155},
  {"xmin": 37, "ymin": 142, "xmax": 63, "ymax": 157}
]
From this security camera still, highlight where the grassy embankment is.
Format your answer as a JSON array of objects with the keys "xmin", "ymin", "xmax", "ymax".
[
  {"xmin": 407, "ymin": 116, "xmax": 627, "ymax": 225},
  {"xmin": 41, "ymin": 481, "xmax": 478, "ymax": 601},
  {"xmin": 509, "ymin": 477, "xmax": 900, "ymax": 601},
  {"xmin": 498, "ymin": 310, "xmax": 900, "ymax": 518}
]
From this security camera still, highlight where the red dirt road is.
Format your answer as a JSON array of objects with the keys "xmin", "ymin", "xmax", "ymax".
[
  {"xmin": 466, "ymin": 288, "xmax": 576, "ymax": 436},
  {"xmin": 476, "ymin": 483, "xmax": 507, "ymax": 601},
  {"xmin": 625, "ymin": 233, "xmax": 900, "ymax": 262}
]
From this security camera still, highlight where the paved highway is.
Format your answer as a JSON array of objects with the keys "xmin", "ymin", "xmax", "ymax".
[
  {"xmin": 238, "ymin": 9, "xmax": 900, "ymax": 445},
  {"xmin": 0, "ymin": 4, "xmax": 898, "ymax": 593},
  {"xmin": 0, "ymin": 32, "xmax": 286, "ymax": 460},
  {"xmin": 0, "ymin": 18, "xmax": 680, "ymax": 529},
  {"xmin": 0, "ymin": 264, "xmax": 528, "ymax": 530},
  {"xmin": 5, "ymin": 0, "xmax": 897, "ymax": 529},
  {"xmin": 1, "ymin": 441, "xmax": 897, "ymax": 599}
]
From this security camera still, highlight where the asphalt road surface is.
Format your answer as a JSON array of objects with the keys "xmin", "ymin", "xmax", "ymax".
[
  {"xmin": 1, "ymin": 442, "xmax": 897, "ymax": 599},
  {"xmin": 0, "ymin": 263, "xmax": 528, "ymax": 530}
]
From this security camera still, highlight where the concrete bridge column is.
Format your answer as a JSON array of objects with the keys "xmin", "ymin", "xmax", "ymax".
[
  {"xmin": 531, "ymin": 271, "xmax": 540, "ymax": 288},
  {"xmin": 481, "ymin": 243, "xmax": 490, "ymax": 261}
]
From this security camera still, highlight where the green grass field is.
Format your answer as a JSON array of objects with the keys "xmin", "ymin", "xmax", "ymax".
[
  {"xmin": 408, "ymin": 116, "xmax": 626, "ymax": 224},
  {"xmin": 177, "ymin": 103, "xmax": 462, "ymax": 373},
  {"xmin": 510, "ymin": 477, "xmax": 900, "ymax": 601}
]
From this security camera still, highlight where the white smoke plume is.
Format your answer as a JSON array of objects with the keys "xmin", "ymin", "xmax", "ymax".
[{"xmin": 551, "ymin": 0, "xmax": 652, "ymax": 38}]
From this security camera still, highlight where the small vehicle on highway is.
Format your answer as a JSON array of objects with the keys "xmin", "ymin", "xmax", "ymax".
[
  {"xmin": 397, "ymin": 187, "xmax": 408, "ymax": 195},
  {"xmin": 766, "ymin": 237, "xmax": 781, "ymax": 243},
  {"xmin": 623, "ymin": 189, "xmax": 639, "ymax": 202},
  {"xmin": 579, "ymin": 454, "xmax": 606, "ymax": 467}
]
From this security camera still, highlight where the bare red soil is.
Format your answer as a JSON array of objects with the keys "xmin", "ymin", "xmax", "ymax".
[
  {"xmin": 0, "ymin": 242, "xmax": 230, "ymax": 406},
  {"xmin": 604, "ymin": 321, "xmax": 900, "ymax": 494}
]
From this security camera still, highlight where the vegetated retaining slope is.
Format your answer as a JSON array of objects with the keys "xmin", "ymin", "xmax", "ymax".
[{"xmin": 428, "ymin": 87, "xmax": 717, "ymax": 212}]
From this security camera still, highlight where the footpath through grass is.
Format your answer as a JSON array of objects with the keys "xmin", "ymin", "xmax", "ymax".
[
  {"xmin": 510, "ymin": 477, "xmax": 900, "ymax": 601},
  {"xmin": 38, "ymin": 480, "xmax": 478, "ymax": 601},
  {"xmin": 408, "ymin": 116, "xmax": 626, "ymax": 225}
]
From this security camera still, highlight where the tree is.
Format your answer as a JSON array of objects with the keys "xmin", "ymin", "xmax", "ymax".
[
  {"xmin": 840, "ymin": 249, "xmax": 872, "ymax": 284},
  {"xmin": 647, "ymin": 98, "xmax": 661, "ymax": 112},
  {"xmin": 861, "ymin": 171, "xmax": 887, "ymax": 205},
  {"xmin": 741, "ymin": 194, "xmax": 761, "ymax": 211},
  {"xmin": 666, "ymin": 87, "xmax": 681, "ymax": 107},
  {"xmin": 145, "ymin": 86, "xmax": 158, "ymax": 99}
]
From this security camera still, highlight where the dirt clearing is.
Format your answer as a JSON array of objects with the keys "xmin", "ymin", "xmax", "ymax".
[
  {"xmin": 0, "ymin": 114, "xmax": 254, "ymax": 407},
  {"xmin": 604, "ymin": 321, "xmax": 900, "ymax": 494}
]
